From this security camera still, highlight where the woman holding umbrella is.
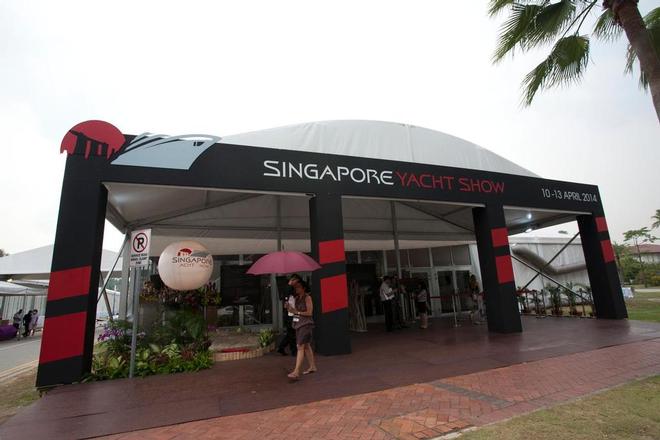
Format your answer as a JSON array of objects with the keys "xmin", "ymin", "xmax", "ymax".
[{"xmin": 286, "ymin": 274, "xmax": 317, "ymax": 380}]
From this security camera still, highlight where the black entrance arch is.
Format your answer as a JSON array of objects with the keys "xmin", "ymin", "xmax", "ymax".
[{"xmin": 36, "ymin": 120, "xmax": 626, "ymax": 387}]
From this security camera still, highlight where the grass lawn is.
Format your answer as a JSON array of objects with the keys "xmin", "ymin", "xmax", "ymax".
[
  {"xmin": 460, "ymin": 375, "xmax": 660, "ymax": 440},
  {"xmin": 626, "ymin": 288, "xmax": 660, "ymax": 323},
  {"xmin": 0, "ymin": 369, "xmax": 39, "ymax": 426}
]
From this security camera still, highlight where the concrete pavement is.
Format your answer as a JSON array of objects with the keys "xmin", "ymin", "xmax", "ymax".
[{"xmin": 0, "ymin": 335, "xmax": 41, "ymax": 381}]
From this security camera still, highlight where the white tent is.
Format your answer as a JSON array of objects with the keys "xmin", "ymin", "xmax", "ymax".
[
  {"xmin": 0, "ymin": 245, "xmax": 123, "ymax": 280},
  {"xmin": 105, "ymin": 121, "xmax": 575, "ymax": 256},
  {"xmin": 0, "ymin": 280, "xmax": 45, "ymax": 295}
]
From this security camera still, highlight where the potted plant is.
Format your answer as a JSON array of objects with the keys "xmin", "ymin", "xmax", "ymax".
[
  {"xmin": 547, "ymin": 285, "xmax": 562, "ymax": 316},
  {"xmin": 532, "ymin": 289, "xmax": 547, "ymax": 316},
  {"xmin": 516, "ymin": 287, "xmax": 530, "ymax": 314},
  {"xmin": 564, "ymin": 282, "xmax": 580, "ymax": 316}
]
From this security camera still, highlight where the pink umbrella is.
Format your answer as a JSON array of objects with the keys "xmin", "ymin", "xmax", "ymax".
[{"xmin": 246, "ymin": 251, "xmax": 321, "ymax": 275}]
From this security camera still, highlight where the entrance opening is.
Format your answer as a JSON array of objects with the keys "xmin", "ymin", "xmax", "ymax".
[{"xmin": 101, "ymin": 183, "xmax": 600, "ymax": 347}]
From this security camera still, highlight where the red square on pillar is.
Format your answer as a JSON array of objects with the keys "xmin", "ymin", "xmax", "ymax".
[
  {"xmin": 595, "ymin": 217, "xmax": 608, "ymax": 233},
  {"xmin": 48, "ymin": 266, "xmax": 91, "ymax": 301},
  {"xmin": 39, "ymin": 312, "xmax": 87, "ymax": 364},
  {"xmin": 320, "ymin": 274, "xmax": 348, "ymax": 313},
  {"xmin": 600, "ymin": 239, "xmax": 615, "ymax": 263},
  {"xmin": 318, "ymin": 239, "xmax": 345, "ymax": 265},
  {"xmin": 495, "ymin": 255, "xmax": 514, "ymax": 284},
  {"xmin": 491, "ymin": 228, "xmax": 509, "ymax": 248}
]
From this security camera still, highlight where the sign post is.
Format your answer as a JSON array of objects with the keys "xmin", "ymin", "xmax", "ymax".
[{"xmin": 129, "ymin": 229, "xmax": 151, "ymax": 378}]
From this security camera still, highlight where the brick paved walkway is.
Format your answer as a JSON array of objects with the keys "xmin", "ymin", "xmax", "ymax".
[{"xmin": 106, "ymin": 338, "xmax": 660, "ymax": 440}]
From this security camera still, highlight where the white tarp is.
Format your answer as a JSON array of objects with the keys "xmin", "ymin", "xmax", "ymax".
[
  {"xmin": 0, "ymin": 245, "xmax": 123, "ymax": 280},
  {"xmin": 221, "ymin": 120, "xmax": 538, "ymax": 177},
  {"xmin": 0, "ymin": 280, "xmax": 45, "ymax": 295}
]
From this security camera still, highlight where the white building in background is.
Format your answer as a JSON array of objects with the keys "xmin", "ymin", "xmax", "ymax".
[{"xmin": 634, "ymin": 244, "xmax": 660, "ymax": 264}]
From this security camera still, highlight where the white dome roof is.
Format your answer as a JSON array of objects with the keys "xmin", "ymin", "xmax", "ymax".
[{"xmin": 221, "ymin": 120, "xmax": 537, "ymax": 177}]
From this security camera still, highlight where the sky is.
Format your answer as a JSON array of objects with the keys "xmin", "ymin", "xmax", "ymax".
[{"xmin": 1, "ymin": 0, "xmax": 659, "ymax": 255}]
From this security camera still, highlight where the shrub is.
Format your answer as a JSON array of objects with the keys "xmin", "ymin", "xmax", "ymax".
[
  {"xmin": 89, "ymin": 309, "xmax": 212, "ymax": 381},
  {"xmin": 258, "ymin": 328, "xmax": 274, "ymax": 348},
  {"xmin": 546, "ymin": 285, "xmax": 562, "ymax": 315}
]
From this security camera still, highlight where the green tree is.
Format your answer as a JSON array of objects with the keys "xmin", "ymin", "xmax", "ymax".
[
  {"xmin": 612, "ymin": 241, "xmax": 628, "ymax": 280},
  {"xmin": 0, "ymin": 249, "xmax": 8, "ymax": 257},
  {"xmin": 489, "ymin": 1, "xmax": 660, "ymax": 121},
  {"xmin": 623, "ymin": 227, "xmax": 657, "ymax": 286},
  {"xmin": 652, "ymin": 208, "xmax": 660, "ymax": 229}
]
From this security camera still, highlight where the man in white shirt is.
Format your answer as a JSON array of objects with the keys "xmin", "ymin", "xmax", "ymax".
[{"xmin": 379, "ymin": 276, "xmax": 395, "ymax": 332}]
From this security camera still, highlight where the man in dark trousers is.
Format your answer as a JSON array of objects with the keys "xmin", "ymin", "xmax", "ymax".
[
  {"xmin": 277, "ymin": 274, "xmax": 299, "ymax": 356},
  {"xmin": 379, "ymin": 276, "xmax": 395, "ymax": 332}
]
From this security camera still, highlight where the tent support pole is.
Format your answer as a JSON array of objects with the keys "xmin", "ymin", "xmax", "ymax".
[
  {"xmin": 97, "ymin": 235, "xmax": 128, "ymax": 321},
  {"xmin": 512, "ymin": 254, "xmax": 587, "ymax": 301},
  {"xmin": 390, "ymin": 202, "xmax": 402, "ymax": 278},
  {"xmin": 118, "ymin": 231, "xmax": 131, "ymax": 320},
  {"xmin": 271, "ymin": 196, "xmax": 283, "ymax": 331},
  {"xmin": 520, "ymin": 232, "xmax": 580, "ymax": 290}
]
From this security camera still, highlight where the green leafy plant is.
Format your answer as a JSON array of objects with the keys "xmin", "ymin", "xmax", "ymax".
[
  {"xmin": 149, "ymin": 310, "xmax": 209, "ymax": 350},
  {"xmin": 546, "ymin": 285, "xmax": 563, "ymax": 316},
  {"xmin": 90, "ymin": 309, "xmax": 213, "ymax": 381},
  {"xmin": 258, "ymin": 328, "xmax": 274, "ymax": 348}
]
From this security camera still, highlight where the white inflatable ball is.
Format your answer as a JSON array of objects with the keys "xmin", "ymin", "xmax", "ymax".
[{"xmin": 157, "ymin": 241, "xmax": 214, "ymax": 291}]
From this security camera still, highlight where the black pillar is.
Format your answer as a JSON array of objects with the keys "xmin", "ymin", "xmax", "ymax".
[
  {"xmin": 309, "ymin": 193, "xmax": 351, "ymax": 355},
  {"xmin": 36, "ymin": 157, "xmax": 107, "ymax": 387},
  {"xmin": 472, "ymin": 204, "xmax": 522, "ymax": 333},
  {"xmin": 577, "ymin": 214, "xmax": 627, "ymax": 319}
]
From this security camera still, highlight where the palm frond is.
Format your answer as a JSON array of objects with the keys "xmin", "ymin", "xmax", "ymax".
[
  {"xmin": 493, "ymin": 1, "xmax": 578, "ymax": 63},
  {"xmin": 522, "ymin": 60, "xmax": 551, "ymax": 105},
  {"xmin": 489, "ymin": 0, "xmax": 518, "ymax": 17},
  {"xmin": 593, "ymin": 9, "xmax": 622, "ymax": 41},
  {"xmin": 624, "ymin": 7, "xmax": 660, "ymax": 90},
  {"xmin": 525, "ymin": 0, "xmax": 577, "ymax": 46},
  {"xmin": 493, "ymin": 3, "xmax": 545, "ymax": 62},
  {"xmin": 521, "ymin": 35, "xmax": 590, "ymax": 105},
  {"xmin": 645, "ymin": 6, "xmax": 660, "ymax": 25}
]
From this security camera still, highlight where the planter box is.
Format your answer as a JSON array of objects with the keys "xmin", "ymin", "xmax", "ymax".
[{"xmin": 213, "ymin": 342, "xmax": 275, "ymax": 362}]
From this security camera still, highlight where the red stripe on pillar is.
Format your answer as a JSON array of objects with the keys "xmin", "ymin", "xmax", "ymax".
[
  {"xmin": 39, "ymin": 312, "xmax": 87, "ymax": 364},
  {"xmin": 595, "ymin": 216, "xmax": 608, "ymax": 233},
  {"xmin": 600, "ymin": 239, "xmax": 615, "ymax": 263},
  {"xmin": 320, "ymin": 274, "xmax": 348, "ymax": 313},
  {"xmin": 48, "ymin": 266, "xmax": 91, "ymax": 301},
  {"xmin": 491, "ymin": 227, "xmax": 509, "ymax": 248},
  {"xmin": 318, "ymin": 239, "xmax": 345, "ymax": 265},
  {"xmin": 495, "ymin": 255, "xmax": 514, "ymax": 284}
]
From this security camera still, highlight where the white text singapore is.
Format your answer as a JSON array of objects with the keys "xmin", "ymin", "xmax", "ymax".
[{"xmin": 263, "ymin": 160, "xmax": 394, "ymax": 185}]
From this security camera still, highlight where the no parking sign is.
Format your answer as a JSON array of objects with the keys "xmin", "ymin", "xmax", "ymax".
[{"xmin": 130, "ymin": 229, "xmax": 151, "ymax": 267}]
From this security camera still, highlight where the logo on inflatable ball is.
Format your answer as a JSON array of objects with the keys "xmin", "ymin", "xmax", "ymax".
[{"xmin": 157, "ymin": 241, "xmax": 214, "ymax": 291}]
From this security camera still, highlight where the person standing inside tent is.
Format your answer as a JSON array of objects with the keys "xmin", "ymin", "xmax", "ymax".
[
  {"xmin": 285, "ymin": 276, "xmax": 317, "ymax": 380},
  {"xmin": 416, "ymin": 281, "xmax": 429, "ymax": 329},
  {"xmin": 379, "ymin": 276, "xmax": 395, "ymax": 332},
  {"xmin": 277, "ymin": 275, "xmax": 298, "ymax": 357},
  {"xmin": 469, "ymin": 274, "xmax": 485, "ymax": 325}
]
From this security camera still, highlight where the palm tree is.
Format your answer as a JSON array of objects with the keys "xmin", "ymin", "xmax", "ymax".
[
  {"xmin": 489, "ymin": 1, "xmax": 660, "ymax": 121},
  {"xmin": 652, "ymin": 209, "xmax": 660, "ymax": 229}
]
